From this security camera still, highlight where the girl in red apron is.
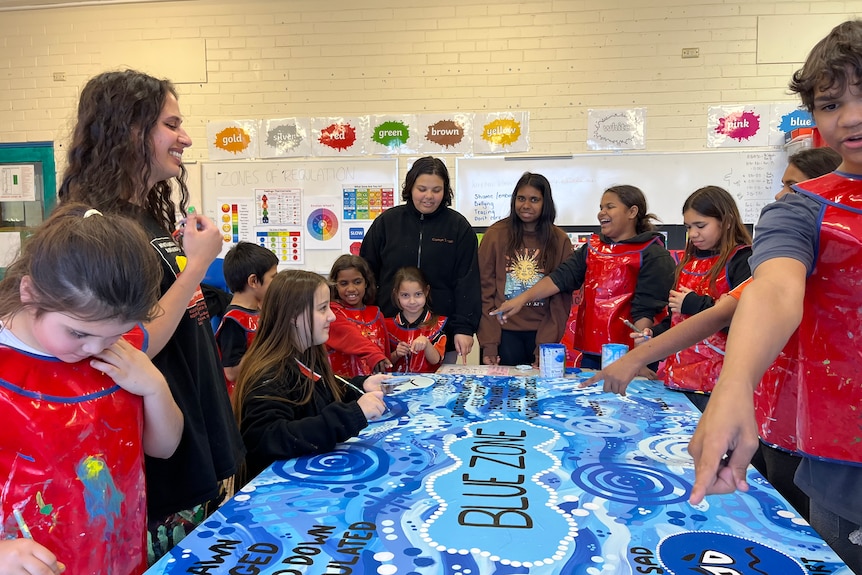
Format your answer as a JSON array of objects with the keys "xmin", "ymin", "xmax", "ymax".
[
  {"xmin": 495, "ymin": 185, "xmax": 675, "ymax": 370},
  {"xmin": 663, "ymin": 186, "xmax": 752, "ymax": 411},
  {"xmin": 386, "ymin": 267, "xmax": 448, "ymax": 373},
  {"xmin": 0, "ymin": 203, "xmax": 182, "ymax": 575},
  {"xmin": 327, "ymin": 255, "xmax": 392, "ymax": 377}
]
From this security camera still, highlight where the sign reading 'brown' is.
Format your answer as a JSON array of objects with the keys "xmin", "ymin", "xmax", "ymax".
[{"xmin": 425, "ymin": 119, "xmax": 464, "ymax": 147}]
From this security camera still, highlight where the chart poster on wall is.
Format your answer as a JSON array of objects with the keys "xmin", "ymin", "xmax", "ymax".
[
  {"xmin": 253, "ymin": 188, "xmax": 301, "ymax": 226},
  {"xmin": 587, "ymin": 108, "xmax": 646, "ymax": 150},
  {"xmin": 416, "ymin": 112, "xmax": 474, "ymax": 155},
  {"xmin": 473, "ymin": 111, "xmax": 530, "ymax": 154},
  {"xmin": 259, "ymin": 117, "xmax": 312, "ymax": 158},
  {"xmin": 707, "ymin": 104, "xmax": 771, "ymax": 147},
  {"xmin": 342, "ymin": 220, "xmax": 370, "ymax": 255},
  {"xmin": 0, "ymin": 164, "xmax": 36, "ymax": 201},
  {"xmin": 368, "ymin": 114, "xmax": 418, "ymax": 155},
  {"xmin": 342, "ymin": 184, "xmax": 396, "ymax": 220},
  {"xmin": 214, "ymin": 198, "xmax": 255, "ymax": 256},
  {"xmin": 254, "ymin": 227, "xmax": 303, "ymax": 265},
  {"xmin": 311, "ymin": 116, "xmax": 369, "ymax": 157},
  {"xmin": 303, "ymin": 196, "xmax": 341, "ymax": 250},
  {"xmin": 206, "ymin": 120, "xmax": 259, "ymax": 160}
]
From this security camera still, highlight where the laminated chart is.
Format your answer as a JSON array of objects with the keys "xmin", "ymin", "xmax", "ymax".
[
  {"xmin": 342, "ymin": 185, "xmax": 396, "ymax": 220},
  {"xmin": 216, "ymin": 201, "xmax": 252, "ymax": 245},
  {"xmin": 0, "ymin": 164, "xmax": 36, "ymax": 201},
  {"xmin": 254, "ymin": 188, "xmax": 301, "ymax": 226},
  {"xmin": 255, "ymin": 228, "xmax": 302, "ymax": 264},
  {"xmin": 202, "ymin": 159, "xmax": 399, "ymax": 272},
  {"xmin": 254, "ymin": 189, "xmax": 303, "ymax": 263}
]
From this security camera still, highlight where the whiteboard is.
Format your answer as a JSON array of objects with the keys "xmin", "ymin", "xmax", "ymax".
[
  {"xmin": 455, "ymin": 151, "xmax": 787, "ymax": 226},
  {"xmin": 201, "ymin": 159, "xmax": 399, "ymax": 274}
]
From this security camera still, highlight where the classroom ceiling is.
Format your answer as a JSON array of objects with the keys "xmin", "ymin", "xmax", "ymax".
[
  {"xmin": 0, "ymin": 0, "xmax": 67, "ymax": 6},
  {"xmin": 0, "ymin": 0, "xmax": 187, "ymax": 9}
]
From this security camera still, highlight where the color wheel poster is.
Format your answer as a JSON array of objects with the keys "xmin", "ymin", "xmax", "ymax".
[{"xmin": 303, "ymin": 196, "xmax": 341, "ymax": 250}]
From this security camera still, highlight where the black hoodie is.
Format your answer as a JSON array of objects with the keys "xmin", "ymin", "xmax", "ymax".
[{"xmin": 360, "ymin": 201, "xmax": 481, "ymax": 352}]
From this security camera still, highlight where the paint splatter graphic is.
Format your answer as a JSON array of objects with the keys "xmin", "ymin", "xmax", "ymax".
[
  {"xmin": 779, "ymin": 109, "xmax": 813, "ymax": 133},
  {"xmin": 214, "ymin": 126, "xmax": 252, "ymax": 154},
  {"xmin": 372, "ymin": 120, "xmax": 410, "ymax": 148},
  {"xmin": 425, "ymin": 119, "xmax": 465, "ymax": 147},
  {"xmin": 77, "ymin": 455, "xmax": 123, "ymax": 532},
  {"xmin": 319, "ymin": 122, "xmax": 357, "ymax": 151},
  {"xmin": 267, "ymin": 124, "xmax": 303, "ymax": 152},
  {"xmin": 482, "ymin": 118, "xmax": 521, "ymax": 146},
  {"xmin": 593, "ymin": 113, "xmax": 637, "ymax": 146},
  {"xmin": 715, "ymin": 111, "xmax": 761, "ymax": 141}
]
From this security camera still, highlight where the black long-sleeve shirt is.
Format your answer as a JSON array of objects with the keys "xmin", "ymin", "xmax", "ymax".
[{"xmin": 239, "ymin": 362, "xmax": 367, "ymax": 483}]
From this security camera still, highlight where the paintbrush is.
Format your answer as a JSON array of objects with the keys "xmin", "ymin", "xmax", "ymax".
[{"xmin": 335, "ymin": 374, "xmax": 366, "ymax": 395}]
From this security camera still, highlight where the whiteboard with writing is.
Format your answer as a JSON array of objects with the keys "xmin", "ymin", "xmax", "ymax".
[
  {"xmin": 201, "ymin": 159, "xmax": 399, "ymax": 273},
  {"xmin": 455, "ymin": 151, "xmax": 787, "ymax": 226}
]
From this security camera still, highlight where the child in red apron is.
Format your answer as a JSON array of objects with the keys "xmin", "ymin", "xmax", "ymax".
[
  {"xmin": 386, "ymin": 267, "xmax": 447, "ymax": 373},
  {"xmin": 663, "ymin": 186, "xmax": 752, "ymax": 411},
  {"xmin": 495, "ymin": 185, "xmax": 675, "ymax": 370},
  {"xmin": 327, "ymin": 255, "xmax": 392, "ymax": 377},
  {"xmin": 689, "ymin": 21, "xmax": 862, "ymax": 571},
  {"xmin": 0, "ymin": 204, "xmax": 182, "ymax": 575}
]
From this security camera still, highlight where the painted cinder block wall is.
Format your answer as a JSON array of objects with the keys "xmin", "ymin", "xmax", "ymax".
[{"xmin": 0, "ymin": 0, "xmax": 855, "ymax": 203}]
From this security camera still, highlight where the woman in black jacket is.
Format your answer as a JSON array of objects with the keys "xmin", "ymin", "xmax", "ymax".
[{"xmin": 360, "ymin": 157, "xmax": 481, "ymax": 363}]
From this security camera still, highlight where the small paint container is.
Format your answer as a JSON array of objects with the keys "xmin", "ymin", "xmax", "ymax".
[
  {"xmin": 539, "ymin": 344, "xmax": 566, "ymax": 378},
  {"xmin": 601, "ymin": 343, "xmax": 629, "ymax": 369}
]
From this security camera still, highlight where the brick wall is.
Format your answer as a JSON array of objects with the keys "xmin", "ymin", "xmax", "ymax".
[{"xmin": 0, "ymin": 0, "xmax": 856, "ymax": 201}]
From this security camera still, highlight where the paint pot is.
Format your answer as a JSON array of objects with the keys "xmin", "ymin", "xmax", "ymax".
[
  {"xmin": 601, "ymin": 343, "xmax": 629, "ymax": 369},
  {"xmin": 539, "ymin": 344, "xmax": 566, "ymax": 378}
]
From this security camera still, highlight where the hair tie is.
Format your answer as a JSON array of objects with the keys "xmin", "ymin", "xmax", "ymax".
[{"xmin": 83, "ymin": 209, "xmax": 103, "ymax": 218}]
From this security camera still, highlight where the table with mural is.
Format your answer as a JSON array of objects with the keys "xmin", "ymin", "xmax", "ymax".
[{"xmin": 146, "ymin": 373, "xmax": 849, "ymax": 575}]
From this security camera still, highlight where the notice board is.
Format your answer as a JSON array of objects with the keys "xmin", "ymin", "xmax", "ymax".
[
  {"xmin": 455, "ymin": 150, "xmax": 787, "ymax": 227},
  {"xmin": 201, "ymin": 158, "xmax": 399, "ymax": 274}
]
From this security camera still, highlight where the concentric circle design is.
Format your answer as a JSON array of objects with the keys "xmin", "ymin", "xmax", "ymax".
[
  {"xmin": 272, "ymin": 445, "xmax": 389, "ymax": 484},
  {"xmin": 637, "ymin": 434, "xmax": 694, "ymax": 467},
  {"xmin": 563, "ymin": 416, "xmax": 640, "ymax": 437},
  {"xmin": 572, "ymin": 462, "xmax": 690, "ymax": 505},
  {"xmin": 307, "ymin": 208, "xmax": 338, "ymax": 240}
]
